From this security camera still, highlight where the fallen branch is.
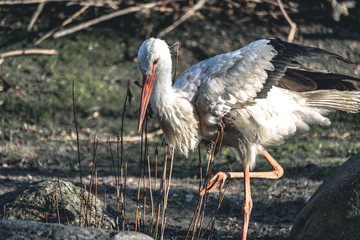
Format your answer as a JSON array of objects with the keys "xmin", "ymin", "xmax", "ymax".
[
  {"xmin": 277, "ymin": 0, "xmax": 297, "ymax": 42},
  {"xmin": 35, "ymin": 5, "xmax": 90, "ymax": 45},
  {"xmin": 62, "ymin": 5, "xmax": 90, "ymax": 26},
  {"xmin": 27, "ymin": 2, "xmax": 46, "ymax": 31},
  {"xmin": 157, "ymin": 0, "xmax": 208, "ymax": 38},
  {"xmin": 35, "ymin": 28, "xmax": 57, "ymax": 46},
  {"xmin": 53, "ymin": 2, "xmax": 159, "ymax": 38},
  {"xmin": 0, "ymin": 49, "xmax": 57, "ymax": 58}
]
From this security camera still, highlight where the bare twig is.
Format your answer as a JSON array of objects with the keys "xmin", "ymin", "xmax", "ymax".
[
  {"xmin": 35, "ymin": 5, "xmax": 90, "ymax": 45},
  {"xmin": 145, "ymin": 22, "xmax": 154, "ymax": 40},
  {"xmin": 120, "ymin": 80, "xmax": 131, "ymax": 231},
  {"xmin": 169, "ymin": 42, "xmax": 179, "ymax": 84},
  {"xmin": 151, "ymin": 145, "xmax": 158, "ymax": 234},
  {"xmin": 202, "ymin": 180, "xmax": 229, "ymax": 239},
  {"xmin": 53, "ymin": 2, "xmax": 159, "ymax": 38},
  {"xmin": 186, "ymin": 130, "xmax": 224, "ymax": 239},
  {"xmin": 27, "ymin": 2, "xmax": 45, "ymax": 31},
  {"xmin": 142, "ymin": 118, "xmax": 149, "ymax": 233},
  {"xmin": 185, "ymin": 146, "xmax": 203, "ymax": 240},
  {"xmin": 135, "ymin": 120, "xmax": 145, "ymax": 232},
  {"xmin": 63, "ymin": 5, "xmax": 90, "ymax": 26},
  {"xmin": 147, "ymin": 155, "xmax": 155, "ymax": 234},
  {"xmin": 124, "ymin": 160, "xmax": 127, "ymax": 231},
  {"xmin": 277, "ymin": 0, "xmax": 297, "ymax": 42},
  {"xmin": 79, "ymin": 187, "xmax": 85, "ymax": 227},
  {"xmin": 160, "ymin": 146, "xmax": 175, "ymax": 240},
  {"xmin": 106, "ymin": 138, "xmax": 121, "ymax": 230},
  {"xmin": 95, "ymin": 170, "xmax": 98, "ymax": 228},
  {"xmin": 157, "ymin": 0, "xmax": 208, "ymax": 38},
  {"xmin": 153, "ymin": 145, "xmax": 168, "ymax": 239},
  {"xmin": 35, "ymin": 29, "xmax": 57, "ymax": 46},
  {"xmin": 0, "ymin": 49, "xmax": 57, "ymax": 58},
  {"xmin": 116, "ymin": 136, "xmax": 121, "ymax": 231}
]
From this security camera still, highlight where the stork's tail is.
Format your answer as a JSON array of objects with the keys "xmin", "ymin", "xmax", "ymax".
[{"xmin": 304, "ymin": 90, "xmax": 360, "ymax": 113}]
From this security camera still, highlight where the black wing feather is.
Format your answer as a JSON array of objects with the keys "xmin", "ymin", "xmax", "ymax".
[{"xmin": 256, "ymin": 38, "xmax": 355, "ymax": 98}]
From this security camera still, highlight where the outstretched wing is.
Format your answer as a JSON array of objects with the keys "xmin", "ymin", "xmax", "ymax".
[{"xmin": 173, "ymin": 38, "xmax": 355, "ymax": 117}]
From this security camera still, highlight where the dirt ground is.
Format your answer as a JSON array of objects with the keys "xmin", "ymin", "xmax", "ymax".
[{"xmin": 1, "ymin": 2, "xmax": 360, "ymax": 239}]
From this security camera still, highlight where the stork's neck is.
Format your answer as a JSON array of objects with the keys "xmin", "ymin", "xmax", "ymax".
[
  {"xmin": 149, "ymin": 62, "xmax": 174, "ymax": 116},
  {"xmin": 149, "ymin": 62, "xmax": 199, "ymax": 157}
]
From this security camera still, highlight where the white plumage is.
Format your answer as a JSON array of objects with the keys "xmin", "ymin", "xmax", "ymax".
[
  {"xmin": 137, "ymin": 38, "xmax": 360, "ymax": 168},
  {"xmin": 136, "ymin": 37, "xmax": 360, "ymax": 239}
]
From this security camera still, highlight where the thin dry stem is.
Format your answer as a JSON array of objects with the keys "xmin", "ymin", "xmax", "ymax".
[
  {"xmin": 123, "ymin": 160, "xmax": 127, "ymax": 231},
  {"xmin": 54, "ymin": 2, "xmax": 159, "ymax": 38},
  {"xmin": 169, "ymin": 42, "xmax": 179, "ymax": 84},
  {"xmin": 79, "ymin": 187, "xmax": 85, "ymax": 227},
  {"xmin": 277, "ymin": 0, "xmax": 297, "ymax": 42},
  {"xmin": 27, "ymin": 2, "xmax": 45, "ymax": 31},
  {"xmin": 187, "ymin": 130, "xmax": 224, "ymax": 239},
  {"xmin": 120, "ymin": 81, "xmax": 131, "ymax": 231},
  {"xmin": 160, "ymin": 146, "xmax": 175, "ymax": 239},
  {"xmin": 202, "ymin": 180, "xmax": 230, "ymax": 239},
  {"xmin": 35, "ymin": 5, "xmax": 90, "ymax": 45},
  {"xmin": 153, "ymin": 145, "xmax": 168, "ymax": 239},
  {"xmin": 135, "ymin": 123, "xmax": 145, "ymax": 232},
  {"xmin": 106, "ymin": 138, "xmax": 120, "ymax": 230},
  {"xmin": 95, "ymin": 170, "xmax": 98, "ymax": 228},
  {"xmin": 147, "ymin": 155, "xmax": 155, "ymax": 234},
  {"xmin": 116, "ymin": 136, "xmax": 121, "ymax": 231},
  {"xmin": 142, "ymin": 118, "xmax": 149, "ymax": 233},
  {"xmin": 157, "ymin": 0, "xmax": 208, "ymax": 38},
  {"xmin": 62, "ymin": 5, "xmax": 90, "ymax": 26}
]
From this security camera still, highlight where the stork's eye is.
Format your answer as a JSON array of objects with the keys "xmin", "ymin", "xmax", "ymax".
[{"xmin": 153, "ymin": 58, "xmax": 159, "ymax": 64}]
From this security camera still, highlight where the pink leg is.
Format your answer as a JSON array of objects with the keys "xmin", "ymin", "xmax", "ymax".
[
  {"xmin": 200, "ymin": 149, "xmax": 284, "ymax": 240},
  {"xmin": 200, "ymin": 149, "xmax": 284, "ymax": 195},
  {"xmin": 241, "ymin": 165, "xmax": 252, "ymax": 240}
]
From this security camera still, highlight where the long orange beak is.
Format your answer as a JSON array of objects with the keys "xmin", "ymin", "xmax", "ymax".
[{"xmin": 138, "ymin": 71, "xmax": 156, "ymax": 133}]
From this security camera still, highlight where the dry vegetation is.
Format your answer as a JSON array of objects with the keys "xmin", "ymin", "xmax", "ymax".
[{"xmin": 0, "ymin": 0, "xmax": 360, "ymax": 239}]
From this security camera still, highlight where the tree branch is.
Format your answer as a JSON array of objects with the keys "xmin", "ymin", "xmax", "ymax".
[
  {"xmin": 0, "ymin": 49, "xmax": 57, "ymax": 58},
  {"xmin": 53, "ymin": 2, "xmax": 159, "ymax": 38}
]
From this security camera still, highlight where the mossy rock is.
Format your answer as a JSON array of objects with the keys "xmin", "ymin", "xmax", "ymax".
[
  {"xmin": 290, "ymin": 152, "xmax": 360, "ymax": 240},
  {"xmin": 0, "ymin": 180, "xmax": 120, "ymax": 230}
]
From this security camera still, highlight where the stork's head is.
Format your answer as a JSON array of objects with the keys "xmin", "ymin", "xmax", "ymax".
[{"xmin": 137, "ymin": 38, "xmax": 171, "ymax": 132}]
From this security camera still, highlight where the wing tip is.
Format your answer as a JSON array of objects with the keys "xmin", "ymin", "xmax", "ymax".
[{"xmin": 266, "ymin": 38, "xmax": 353, "ymax": 64}]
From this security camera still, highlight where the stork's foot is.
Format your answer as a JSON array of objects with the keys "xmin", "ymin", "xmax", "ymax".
[{"xmin": 200, "ymin": 172, "xmax": 228, "ymax": 196}]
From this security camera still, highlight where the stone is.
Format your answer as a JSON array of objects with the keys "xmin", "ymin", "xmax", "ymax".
[
  {"xmin": 0, "ymin": 180, "xmax": 118, "ymax": 229},
  {"xmin": 290, "ymin": 152, "xmax": 360, "ymax": 240},
  {"xmin": 0, "ymin": 220, "xmax": 153, "ymax": 240}
]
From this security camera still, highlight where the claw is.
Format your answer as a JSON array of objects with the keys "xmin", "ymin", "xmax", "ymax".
[{"xmin": 199, "ymin": 172, "xmax": 228, "ymax": 196}]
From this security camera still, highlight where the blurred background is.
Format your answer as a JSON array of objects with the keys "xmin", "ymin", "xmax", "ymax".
[{"xmin": 0, "ymin": 1, "xmax": 359, "ymax": 239}]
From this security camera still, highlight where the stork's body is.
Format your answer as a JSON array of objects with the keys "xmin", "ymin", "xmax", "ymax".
[{"xmin": 137, "ymin": 38, "xmax": 360, "ymax": 239}]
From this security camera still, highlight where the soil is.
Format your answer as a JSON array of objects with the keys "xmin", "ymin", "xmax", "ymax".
[{"xmin": 1, "ymin": 2, "xmax": 360, "ymax": 240}]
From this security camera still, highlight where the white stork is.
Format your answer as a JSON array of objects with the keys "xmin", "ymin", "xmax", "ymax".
[{"xmin": 136, "ymin": 38, "xmax": 360, "ymax": 239}]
